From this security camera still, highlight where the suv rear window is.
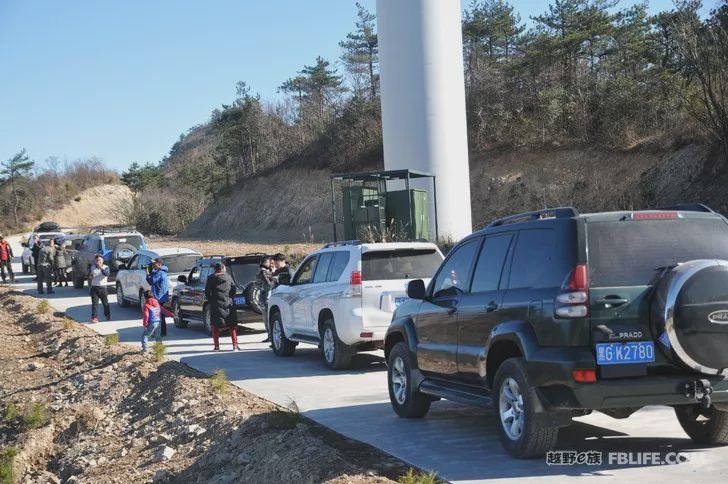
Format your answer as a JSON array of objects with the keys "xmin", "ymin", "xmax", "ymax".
[
  {"xmin": 362, "ymin": 249, "xmax": 442, "ymax": 281},
  {"xmin": 162, "ymin": 254, "xmax": 200, "ymax": 274},
  {"xmin": 105, "ymin": 235, "xmax": 143, "ymax": 250},
  {"xmin": 588, "ymin": 218, "xmax": 728, "ymax": 287},
  {"xmin": 226, "ymin": 259, "xmax": 260, "ymax": 286}
]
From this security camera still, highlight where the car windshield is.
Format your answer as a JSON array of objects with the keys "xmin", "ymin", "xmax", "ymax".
[
  {"xmin": 587, "ymin": 218, "xmax": 728, "ymax": 287},
  {"xmin": 104, "ymin": 235, "xmax": 143, "ymax": 251},
  {"xmin": 162, "ymin": 254, "xmax": 201, "ymax": 274},
  {"xmin": 362, "ymin": 249, "xmax": 443, "ymax": 281},
  {"xmin": 227, "ymin": 261, "xmax": 260, "ymax": 286}
]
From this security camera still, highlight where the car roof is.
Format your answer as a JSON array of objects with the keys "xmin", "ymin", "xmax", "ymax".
[
  {"xmin": 316, "ymin": 241, "xmax": 440, "ymax": 254},
  {"xmin": 139, "ymin": 247, "xmax": 202, "ymax": 257}
]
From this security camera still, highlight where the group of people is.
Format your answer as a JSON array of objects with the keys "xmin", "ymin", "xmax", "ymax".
[
  {"xmin": 256, "ymin": 253, "xmax": 291, "ymax": 343},
  {"xmin": 30, "ymin": 236, "xmax": 71, "ymax": 294}
]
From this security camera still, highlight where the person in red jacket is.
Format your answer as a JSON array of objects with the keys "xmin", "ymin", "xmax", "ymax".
[
  {"xmin": 0, "ymin": 235, "xmax": 14, "ymax": 283},
  {"xmin": 141, "ymin": 290, "xmax": 175, "ymax": 352}
]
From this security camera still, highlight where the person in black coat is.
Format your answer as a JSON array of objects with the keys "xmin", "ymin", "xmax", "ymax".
[{"xmin": 204, "ymin": 262, "xmax": 239, "ymax": 351}]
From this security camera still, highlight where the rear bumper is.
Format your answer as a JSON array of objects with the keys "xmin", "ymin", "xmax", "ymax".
[{"xmin": 527, "ymin": 347, "xmax": 728, "ymax": 410}]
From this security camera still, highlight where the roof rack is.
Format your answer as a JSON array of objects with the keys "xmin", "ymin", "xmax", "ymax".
[
  {"xmin": 90, "ymin": 224, "xmax": 138, "ymax": 235},
  {"xmin": 206, "ymin": 255, "xmax": 225, "ymax": 259},
  {"xmin": 654, "ymin": 203, "xmax": 714, "ymax": 213},
  {"xmin": 322, "ymin": 240, "xmax": 362, "ymax": 249},
  {"xmin": 487, "ymin": 207, "xmax": 580, "ymax": 228},
  {"xmin": 244, "ymin": 252, "xmax": 268, "ymax": 257}
]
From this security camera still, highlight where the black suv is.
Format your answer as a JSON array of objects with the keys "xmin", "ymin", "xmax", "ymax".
[
  {"xmin": 385, "ymin": 205, "xmax": 728, "ymax": 458},
  {"xmin": 171, "ymin": 254, "xmax": 268, "ymax": 333}
]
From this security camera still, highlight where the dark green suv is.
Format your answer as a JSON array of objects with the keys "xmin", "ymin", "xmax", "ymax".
[{"xmin": 385, "ymin": 205, "xmax": 728, "ymax": 458}]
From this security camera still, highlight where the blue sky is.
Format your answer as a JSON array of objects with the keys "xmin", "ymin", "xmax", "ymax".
[{"xmin": 0, "ymin": 0, "xmax": 715, "ymax": 172}]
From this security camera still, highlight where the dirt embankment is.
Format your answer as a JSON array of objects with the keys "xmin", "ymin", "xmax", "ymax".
[
  {"xmin": 40, "ymin": 184, "xmax": 132, "ymax": 229},
  {"xmin": 181, "ymin": 141, "xmax": 728, "ymax": 242},
  {"xmin": 0, "ymin": 288, "xmax": 409, "ymax": 484}
]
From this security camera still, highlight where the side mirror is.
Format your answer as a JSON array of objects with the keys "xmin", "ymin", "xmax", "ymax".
[
  {"xmin": 407, "ymin": 279, "xmax": 427, "ymax": 300},
  {"xmin": 178, "ymin": 275, "xmax": 187, "ymax": 284}
]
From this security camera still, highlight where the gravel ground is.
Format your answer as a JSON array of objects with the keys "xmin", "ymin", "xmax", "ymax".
[{"xmin": 0, "ymin": 287, "xmax": 411, "ymax": 484}]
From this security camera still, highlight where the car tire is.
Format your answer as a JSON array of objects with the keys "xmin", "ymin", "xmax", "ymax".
[
  {"xmin": 244, "ymin": 282, "xmax": 265, "ymax": 315},
  {"xmin": 675, "ymin": 404, "xmax": 728, "ymax": 444},
  {"xmin": 171, "ymin": 298, "xmax": 187, "ymax": 328},
  {"xmin": 138, "ymin": 290, "xmax": 145, "ymax": 312},
  {"xmin": 202, "ymin": 305, "xmax": 213, "ymax": 336},
  {"xmin": 116, "ymin": 283, "xmax": 130, "ymax": 308},
  {"xmin": 387, "ymin": 342, "xmax": 431, "ymax": 418},
  {"xmin": 493, "ymin": 358, "xmax": 559, "ymax": 458},
  {"xmin": 320, "ymin": 319, "xmax": 353, "ymax": 370},
  {"xmin": 270, "ymin": 311, "xmax": 296, "ymax": 357}
]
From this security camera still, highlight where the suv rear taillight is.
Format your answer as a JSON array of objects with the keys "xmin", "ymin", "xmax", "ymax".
[
  {"xmin": 344, "ymin": 270, "xmax": 362, "ymax": 298},
  {"xmin": 555, "ymin": 264, "xmax": 589, "ymax": 318},
  {"xmin": 350, "ymin": 271, "xmax": 362, "ymax": 285}
]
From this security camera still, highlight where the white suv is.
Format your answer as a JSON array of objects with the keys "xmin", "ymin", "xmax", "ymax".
[
  {"xmin": 116, "ymin": 247, "xmax": 202, "ymax": 309},
  {"xmin": 268, "ymin": 241, "xmax": 444, "ymax": 369}
]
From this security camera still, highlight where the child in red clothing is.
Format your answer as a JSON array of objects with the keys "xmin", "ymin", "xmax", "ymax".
[{"xmin": 141, "ymin": 290, "xmax": 175, "ymax": 352}]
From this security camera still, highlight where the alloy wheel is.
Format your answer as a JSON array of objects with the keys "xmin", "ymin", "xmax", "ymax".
[
  {"xmin": 323, "ymin": 327, "xmax": 335, "ymax": 363},
  {"xmin": 272, "ymin": 318, "xmax": 283, "ymax": 350},
  {"xmin": 499, "ymin": 377, "xmax": 525, "ymax": 441},
  {"xmin": 391, "ymin": 356, "xmax": 407, "ymax": 405}
]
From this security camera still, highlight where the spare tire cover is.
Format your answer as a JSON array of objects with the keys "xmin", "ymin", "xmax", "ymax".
[
  {"xmin": 652, "ymin": 259, "xmax": 728, "ymax": 375},
  {"xmin": 244, "ymin": 282, "xmax": 265, "ymax": 315},
  {"xmin": 111, "ymin": 243, "xmax": 137, "ymax": 270}
]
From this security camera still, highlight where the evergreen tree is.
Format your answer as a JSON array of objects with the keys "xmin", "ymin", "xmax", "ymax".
[
  {"xmin": 1, "ymin": 149, "xmax": 35, "ymax": 226},
  {"xmin": 339, "ymin": 2, "xmax": 379, "ymax": 98}
]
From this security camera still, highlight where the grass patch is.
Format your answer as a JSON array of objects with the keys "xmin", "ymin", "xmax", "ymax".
[
  {"xmin": 209, "ymin": 369, "xmax": 229, "ymax": 393},
  {"xmin": 268, "ymin": 398, "xmax": 301, "ymax": 429},
  {"xmin": 0, "ymin": 447, "xmax": 17, "ymax": 484},
  {"xmin": 63, "ymin": 318, "xmax": 76, "ymax": 330},
  {"xmin": 36, "ymin": 300, "xmax": 50, "ymax": 315},
  {"xmin": 398, "ymin": 468, "xmax": 440, "ymax": 484},
  {"xmin": 4, "ymin": 403, "xmax": 19, "ymax": 421},
  {"xmin": 104, "ymin": 334, "xmax": 119, "ymax": 346},
  {"xmin": 151, "ymin": 341, "xmax": 166, "ymax": 362},
  {"xmin": 23, "ymin": 403, "xmax": 48, "ymax": 429}
]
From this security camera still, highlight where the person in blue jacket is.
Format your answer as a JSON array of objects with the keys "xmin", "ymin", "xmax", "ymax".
[{"xmin": 146, "ymin": 258, "xmax": 170, "ymax": 337}]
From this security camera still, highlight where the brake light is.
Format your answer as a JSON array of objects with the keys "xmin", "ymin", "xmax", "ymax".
[
  {"xmin": 360, "ymin": 331, "xmax": 373, "ymax": 338},
  {"xmin": 350, "ymin": 271, "xmax": 362, "ymax": 285},
  {"xmin": 632, "ymin": 211, "xmax": 678, "ymax": 220},
  {"xmin": 572, "ymin": 369, "xmax": 597, "ymax": 383},
  {"xmin": 555, "ymin": 264, "xmax": 589, "ymax": 319}
]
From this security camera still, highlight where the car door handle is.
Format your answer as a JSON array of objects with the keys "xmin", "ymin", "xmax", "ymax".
[
  {"xmin": 596, "ymin": 298, "xmax": 629, "ymax": 307},
  {"xmin": 486, "ymin": 302, "xmax": 498, "ymax": 313}
]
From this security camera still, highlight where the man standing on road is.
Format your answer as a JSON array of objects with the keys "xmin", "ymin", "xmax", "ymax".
[
  {"xmin": 0, "ymin": 235, "xmax": 15, "ymax": 284},
  {"xmin": 146, "ymin": 258, "xmax": 170, "ymax": 337},
  {"xmin": 37, "ymin": 239, "xmax": 56, "ymax": 294},
  {"xmin": 264, "ymin": 253, "xmax": 292, "ymax": 342},
  {"xmin": 204, "ymin": 262, "xmax": 239, "ymax": 351},
  {"xmin": 88, "ymin": 254, "xmax": 111, "ymax": 323},
  {"xmin": 53, "ymin": 238, "xmax": 69, "ymax": 287},
  {"xmin": 31, "ymin": 234, "xmax": 41, "ymax": 281}
]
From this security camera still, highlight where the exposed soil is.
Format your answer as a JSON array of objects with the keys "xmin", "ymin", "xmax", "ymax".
[
  {"xmin": 0, "ymin": 287, "xmax": 409, "ymax": 483},
  {"xmin": 39, "ymin": 184, "xmax": 132, "ymax": 229}
]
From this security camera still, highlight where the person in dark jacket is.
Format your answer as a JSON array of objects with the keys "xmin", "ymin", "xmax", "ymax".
[
  {"xmin": 37, "ymin": 239, "xmax": 56, "ymax": 294},
  {"xmin": 146, "ymin": 258, "xmax": 170, "ymax": 337},
  {"xmin": 271, "ymin": 253, "xmax": 291, "ymax": 287},
  {"xmin": 0, "ymin": 235, "xmax": 15, "ymax": 283},
  {"xmin": 31, "ymin": 234, "xmax": 41, "ymax": 281},
  {"xmin": 204, "ymin": 262, "xmax": 239, "ymax": 351},
  {"xmin": 257, "ymin": 257, "xmax": 274, "ymax": 343},
  {"xmin": 53, "ymin": 238, "xmax": 69, "ymax": 287}
]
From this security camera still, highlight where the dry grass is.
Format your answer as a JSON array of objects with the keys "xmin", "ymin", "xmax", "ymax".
[
  {"xmin": 4, "ymin": 403, "xmax": 19, "ymax": 421},
  {"xmin": 0, "ymin": 447, "xmax": 17, "ymax": 484},
  {"xmin": 398, "ymin": 469, "xmax": 440, "ymax": 484},
  {"xmin": 147, "ymin": 237, "xmax": 318, "ymax": 259},
  {"xmin": 151, "ymin": 341, "xmax": 166, "ymax": 362},
  {"xmin": 36, "ymin": 300, "xmax": 50, "ymax": 315},
  {"xmin": 104, "ymin": 334, "xmax": 119, "ymax": 346},
  {"xmin": 62, "ymin": 318, "xmax": 76, "ymax": 330},
  {"xmin": 209, "ymin": 369, "xmax": 229, "ymax": 393},
  {"xmin": 23, "ymin": 403, "xmax": 48, "ymax": 429}
]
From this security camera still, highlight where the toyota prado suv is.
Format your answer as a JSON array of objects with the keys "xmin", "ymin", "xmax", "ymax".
[{"xmin": 384, "ymin": 205, "xmax": 728, "ymax": 458}]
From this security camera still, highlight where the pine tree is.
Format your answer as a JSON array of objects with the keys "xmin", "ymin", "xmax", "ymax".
[
  {"xmin": 1, "ymin": 149, "xmax": 35, "ymax": 226},
  {"xmin": 339, "ymin": 2, "xmax": 379, "ymax": 98}
]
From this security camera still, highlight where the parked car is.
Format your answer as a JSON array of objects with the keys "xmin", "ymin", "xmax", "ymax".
[
  {"xmin": 171, "ymin": 253, "xmax": 270, "ymax": 334},
  {"xmin": 71, "ymin": 226, "xmax": 147, "ymax": 288},
  {"xmin": 22, "ymin": 229, "xmax": 66, "ymax": 273},
  {"xmin": 115, "ymin": 247, "xmax": 202, "ymax": 309},
  {"xmin": 384, "ymin": 205, "xmax": 728, "ymax": 458},
  {"xmin": 268, "ymin": 241, "xmax": 444, "ymax": 369}
]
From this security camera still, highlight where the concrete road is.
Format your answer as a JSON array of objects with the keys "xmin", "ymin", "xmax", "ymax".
[{"xmin": 6, "ymin": 238, "xmax": 727, "ymax": 483}]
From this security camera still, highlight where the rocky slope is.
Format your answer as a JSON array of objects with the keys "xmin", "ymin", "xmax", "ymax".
[{"xmin": 0, "ymin": 288, "xmax": 410, "ymax": 483}]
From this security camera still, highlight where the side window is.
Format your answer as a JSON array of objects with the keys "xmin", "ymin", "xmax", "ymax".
[
  {"xmin": 508, "ymin": 229, "xmax": 560, "ymax": 289},
  {"xmin": 431, "ymin": 239, "xmax": 480, "ymax": 297},
  {"xmin": 199, "ymin": 266, "xmax": 212, "ymax": 284},
  {"xmin": 188, "ymin": 266, "xmax": 199, "ymax": 284},
  {"xmin": 293, "ymin": 256, "xmax": 318, "ymax": 285},
  {"xmin": 470, "ymin": 235, "xmax": 513, "ymax": 293},
  {"xmin": 313, "ymin": 253, "xmax": 334, "ymax": 283},
  {"xmin": 327, "ymin": 251, "xmax": 350, "ymax": 282},
  {"xmin": 138, "ymin": 255, "xmax": 151, "ymax": 269}
]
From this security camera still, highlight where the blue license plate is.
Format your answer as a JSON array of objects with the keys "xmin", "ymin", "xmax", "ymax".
[
  {"xmin": 596, "ymin": 341, "xmax": 655, "ymax": 365},
  {"xmin": 395, "ymin": 297, "xmax": 409, "ymax": 307},
  {"xmin": 234, "ymin": 296, "xmax": 246, "ymax": 306}
]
